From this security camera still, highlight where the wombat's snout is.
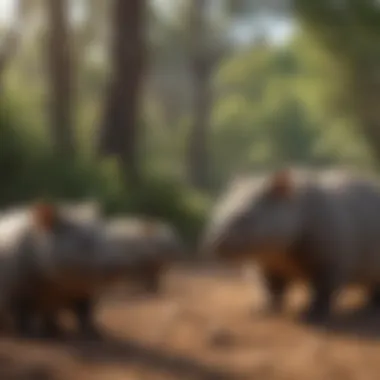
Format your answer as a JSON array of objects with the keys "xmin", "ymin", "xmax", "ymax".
[
  {"xmin": 203, "ymin": 234, "xmax": 236, "ymax": 262},
  {"xmin": 198, "ymin": 233, "xmax": 221, "ymax": 260}
]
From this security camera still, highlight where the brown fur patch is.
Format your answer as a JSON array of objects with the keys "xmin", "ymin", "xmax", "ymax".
[
  {"xmin": 255, "ymin": 249, "xmax": 308, "ymax": 280},
  {"xmin": 268, "ymin": 169, "xmax": 294, "ymax": 198},
  {"xmin": 32, "ymin": 260, "xmax": 169, "ymax": 313},
  {"xmin": 31, "ymin": 273, "xmax": 106, "ymax": 313},
  {"xmin": 32, "ymin": 202, "xmax": 59, "ymax": 231}
]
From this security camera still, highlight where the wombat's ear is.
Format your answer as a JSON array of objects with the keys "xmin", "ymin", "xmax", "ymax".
[
  {"xmin": 32, "ymin": 202, "xmax": 59, "ymax": 230},
  {"xmin": 268, "ymin": 169, "xmax": 293, "ymax": 198}
]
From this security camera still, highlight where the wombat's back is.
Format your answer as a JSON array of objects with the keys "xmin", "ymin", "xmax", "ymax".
[
  {"xmin": 287, "ymin": 168, "xmax": 380, "ymax": 285},
  {"xmin": 0, "ymin": 208, "xmax": 32, "ymax": 255}
]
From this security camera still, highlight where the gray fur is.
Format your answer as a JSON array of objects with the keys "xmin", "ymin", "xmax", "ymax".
[
  {"xmin": 202, "ymin": 168, "xmax": 380, "ymax": 318},
  {"xmin": 100, "ymin": 217, "xmax": 184, "ymax": 276},
  {"xmin": 0, "ymin": 202, "xmax": 104, "ymax": 332},
  {"xmin": 0, "ymin": 203, "xmax": 184, "ymax": 335}
]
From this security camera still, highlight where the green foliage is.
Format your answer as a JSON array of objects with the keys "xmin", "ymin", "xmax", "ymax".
[
  {"xmin": 210, "ymin": 32, "xmax": 375, "ymax": 186},
  {"xmin": 294, "ymin": 0, "xmax": 380, "ymax": 162},
  {"xmin": 0, "ymin": 96, "xmax": 210, "ymax": 247},
  {"xmin": 0, "ymin": 96, "xmax": 43, "ymax": 206},
  {"xmin": 2, "ymin": 1, "xmax": 378, "ymax": 250},
  {"xmin": 100, "ymin": 169, "xmax": 211, "ymax": 246}
]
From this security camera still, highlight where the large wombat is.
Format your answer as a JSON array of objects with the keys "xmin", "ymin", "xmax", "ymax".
[
  {"xmin": 0, "ymin": 201, "xmax": 104, "ymax": 337},
  {"xmin": 101, "ymin": 216, "xmax": 185, "ymax": 293},
  {"xmin": 202, "ymin": 167, "xmax": 380, "ymax": 322}
]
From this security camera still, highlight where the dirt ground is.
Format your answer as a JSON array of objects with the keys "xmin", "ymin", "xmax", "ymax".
[{"xmin": 2, "ymin": 265, "xmax": 380, "ymax": 380}]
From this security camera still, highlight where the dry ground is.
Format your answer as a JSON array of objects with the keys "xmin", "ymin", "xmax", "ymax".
[{"xmin": 1, "ymin": 265, "xmax": 380, "ymax": 380}]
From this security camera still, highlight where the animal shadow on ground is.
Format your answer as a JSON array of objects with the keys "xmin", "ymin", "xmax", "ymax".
[
  {"xmin": 0, "ymin": 355, "xmax": 57, "ymax": 380},
  {"xmin": 61, "ymin": 334, "xmax": 243, "ymax": 380},
  {"xmin": 302, "ymin": 306, "xmax": 380, "ymax": 341}
]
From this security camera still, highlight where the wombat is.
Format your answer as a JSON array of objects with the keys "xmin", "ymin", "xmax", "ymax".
[
  {"xmin": 0, "ymin": 201, "xmax": 104, "ymax": 338},
  {"xmin": 101, "ymin": 216, "xmax": 185, "ymax": 294},
  {"xmin": 201, "ymin": 167, "xmax": 380, "ymax": 322}
]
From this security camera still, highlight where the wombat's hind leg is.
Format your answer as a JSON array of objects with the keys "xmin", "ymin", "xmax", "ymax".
[
  {"xmin": 143, "ymin": 267, "xmax": 163, "ymax": 294},
  {"xmin": 73, "ymin": 297, "xmax": 101, "ymax": 340},
  {"xmin": 262, "ymin": 273, "xmax": 288, "ymax": 315},
  {"xmin": 300, "ymin": 272, "xmax": 336, "ymax": 324}
]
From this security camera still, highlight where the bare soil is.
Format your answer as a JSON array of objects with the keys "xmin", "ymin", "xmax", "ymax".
[{"xmin": 1, "ymin": 265, "xmax": 380, "ymax": 380}]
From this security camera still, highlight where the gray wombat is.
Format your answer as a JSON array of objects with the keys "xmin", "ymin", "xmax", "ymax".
[
  {"xmin": 0, "ymin": 201, "xmax": 104, "ymax": 338},
  {"xmin": 202, "ymin": 168, "xmax": 380, "ymax": 322}
]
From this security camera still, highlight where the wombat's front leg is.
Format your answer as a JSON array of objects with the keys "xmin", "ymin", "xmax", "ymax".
[
  {"xmin": 262, "ymin": 272, "xmax": 288, "ymax": 314},
  {"xmin": 301, "ymin": 271, "xmax": 336, "ymax": 323},
  {"xmin": 10, "ymin": 298, "xmax": 37, "ymax": 337},
  {"xmin": 366, "ymin": 286, "xmax": 380, "ymax": 312},
  {"xmin": 143, "ymin": 264, "xmax": 164, "ymax": 294},
  {"xmin": 73, "ymin": 297, "xmax": 101, "ymax": 339}
]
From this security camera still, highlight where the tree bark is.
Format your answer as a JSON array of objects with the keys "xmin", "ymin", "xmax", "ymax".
[
  {"xmin": 186, "ymin": 0, "xmax": 214, "ymax": 190},
  {"xmin": 0, "ymin": 0, "xmax": 32, "ymax": 96},
  {"xmin": 46, "ymin": 0, "xmax": 75, "ymax": 156},
  {"xmin": 351, "ymin": 66, "xmax": 380, "ymax": 164},
  {"xmin": 187, "ymin": 60, "xmax": 213, "ymax": 189},
  {"xmin": 0, "ymin": 29, "xmax": 19, "ymax": 95},
  {"xmin": 97, "ymin": 0, "xmax": 146, "ymax": 186}
]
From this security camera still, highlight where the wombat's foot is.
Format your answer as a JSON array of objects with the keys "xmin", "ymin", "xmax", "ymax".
[
  {"xmin": 366, "ymin": 288, "xmax": 380, "ymax": 313},
  {"xmin": 38, "ymin": 314, "xmax": 63, "ymax": 340},
  {"xmin": 73, "ymin": 297, "xmax": 102, "ymax": 340},
  {"xmin": 143, "ymin": 273, "xmax": 161, "ymax": 294},
  {"xmin": 13, "ymin": 317, "xmax": 36, "ymax": 338},
  {"xmin": 10, "ymin": 301, "xmax": 37, "ymax": 338},
  {"xmin": 79, "ymin": 323, "xmax": 103, "ymax": 340},
  {"xmin": 300, "ymin": 289, "xmax": 332, "ymax": 324}
]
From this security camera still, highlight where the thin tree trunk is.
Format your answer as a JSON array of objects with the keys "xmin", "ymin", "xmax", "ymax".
[
  {"xmin": 0, "ymin": 29, "xmax": 19, "ymax": 95},
  {"xmin": 46, "ymin": 0, "xmax": 75, "ymax": 156},
  {"xmin": 187, "ymin": 62, "xmax": 213, "ymax": 189},
  {"xmin": 186, "ymin": 0, "xmax": 214, "ymax": 190},
  {"xmin": 351, "ymin": 64, "xmax": 380, "ymax": 164},
  {"xmin": 0, "ymin": 0, "xmax": 31, "ymax": 96},
  {"xmin": 97, "ymin": 0, "xmax": 146, "ymax": 186}
]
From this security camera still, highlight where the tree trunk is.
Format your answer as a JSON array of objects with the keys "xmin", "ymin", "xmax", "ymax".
[
  {"xmin": 97, "ymin": 0, "xmax": 146, "ymax": 186},
  {"xmin": 46, "ymin": 0, "xmax": 75, "ymax": 156},
  {"xmin": 187, "ymin": 61, "xmax": 213, "ymax": 189},
  {"xmin": 0, "ymin": 0, "xmax": 32, "ymax": 96},
  {"xmin": 350, "ymin": 62, "xmax": 380, "ymax": 164},
  {"xmin": 186, "ymin": 0, "xmax": 214, "ymax": 190},
  {"xmin": 0, "ymin": 30, "xmax": 19, "ymax": 95}
]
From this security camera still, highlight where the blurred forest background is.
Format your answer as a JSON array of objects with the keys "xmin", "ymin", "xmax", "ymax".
[{"xmin": 1, "ymin": 0, "xmax": 379, "ymax": 246}]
